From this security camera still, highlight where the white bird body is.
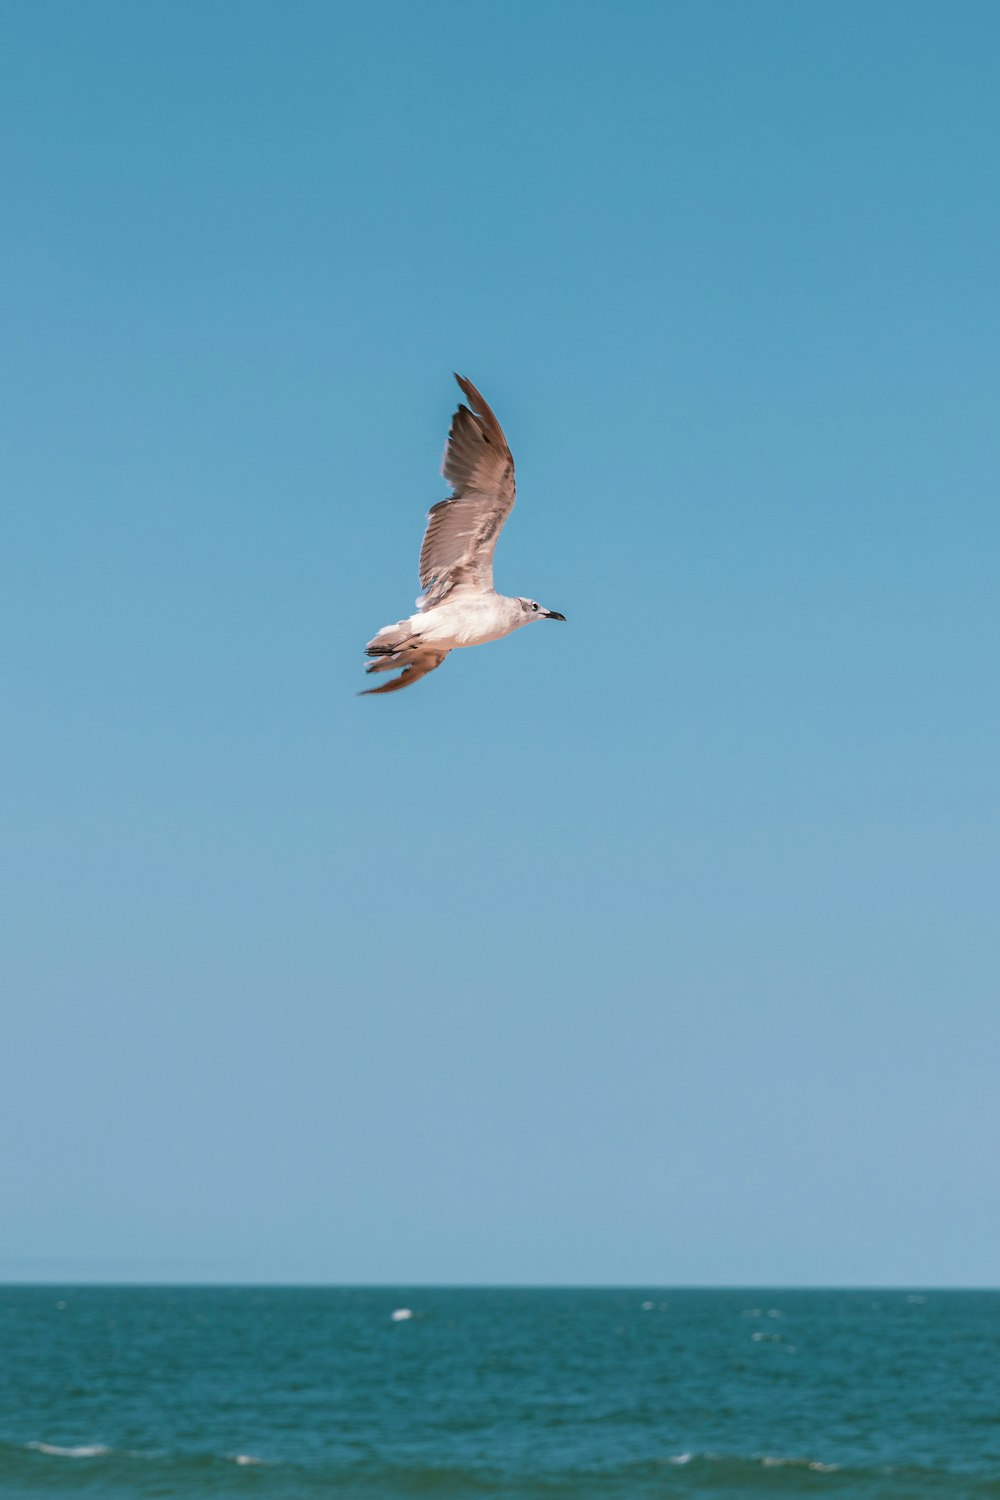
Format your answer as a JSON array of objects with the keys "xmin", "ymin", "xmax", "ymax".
[
  {"xmin": 371, "ymin": 592, "xmax": 526, "ymax": 652},
  {"xmin": 361, "ymin": 375, "xmax": 565, "ymax": 695}
]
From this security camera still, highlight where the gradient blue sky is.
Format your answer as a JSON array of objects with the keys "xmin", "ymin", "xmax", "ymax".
[{"xmin": 3, "ymin": 0, "xmax": 999, "ymax": 1285}]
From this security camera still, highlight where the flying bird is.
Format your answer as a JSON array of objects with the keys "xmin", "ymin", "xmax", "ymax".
[{"xmin": 361, "ymin": 375, "xmax": 565, "ymax": 695}]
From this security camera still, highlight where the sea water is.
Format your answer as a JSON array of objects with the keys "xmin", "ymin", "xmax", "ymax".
[{"xmin": 2, "ymin": 1286, "xmax": 999, "ymax": 1497}]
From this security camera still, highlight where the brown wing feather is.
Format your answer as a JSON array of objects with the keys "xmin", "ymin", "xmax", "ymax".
[
  {"xmin": 441, "ymin": 376, "xmax": 512, "ymax": 493},
  {"xmin": 417, "ymin": 375, "xmax": 516, "ymax": 607},
  {"xmin": 359, "ymin": 649, "xmax": 449, "ymax": 696}
]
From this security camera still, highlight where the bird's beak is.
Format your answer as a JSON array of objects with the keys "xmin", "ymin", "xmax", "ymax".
[{"xmin": 543, "ymin": 610, "xmax": 566, "ymax": 621}]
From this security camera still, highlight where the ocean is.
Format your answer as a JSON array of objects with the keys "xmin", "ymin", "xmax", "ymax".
[{"xmin": 2, "ymin": 1286, "xmax": 998, "ymax": 1497}]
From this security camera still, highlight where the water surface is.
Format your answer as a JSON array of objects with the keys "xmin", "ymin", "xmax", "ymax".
[{"xmin": 2, "ymin": 1286, "xmax": 998, "ymax": 1497}]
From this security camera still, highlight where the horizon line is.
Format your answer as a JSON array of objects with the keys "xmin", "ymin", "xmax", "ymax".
[{"xmin": 1, "ymin": 1279, "xmax": 997, "ymax": 1292}]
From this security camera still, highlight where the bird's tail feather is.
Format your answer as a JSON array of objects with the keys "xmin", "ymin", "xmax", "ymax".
[
  {"xmin": 361, "ymin": 618, "xmax": 449, "ymax": 695},
  {"xmin": 365, "ymin": 620, "xmax": 419, "ymax": 656}
]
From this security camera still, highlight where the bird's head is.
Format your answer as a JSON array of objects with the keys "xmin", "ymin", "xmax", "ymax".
[{"xmin": 517, "ymin": 597, "xmax": 566, "ymax": 623}]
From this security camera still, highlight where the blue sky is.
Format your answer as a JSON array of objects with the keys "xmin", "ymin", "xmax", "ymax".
[{"xmin": 2, "ymin": 0, "xmax": 999, "ymax": 1285}]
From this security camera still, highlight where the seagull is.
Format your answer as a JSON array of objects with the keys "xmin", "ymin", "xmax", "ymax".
[{"xmin": 361, "ymin": 374, "xmax": 566, "ymax": 695}]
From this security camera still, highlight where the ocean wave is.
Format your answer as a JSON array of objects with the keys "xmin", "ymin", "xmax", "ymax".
[
  {"xmin": 760, "ymin": 1454, "xmax": 839, "ymax": 1471},
  {"xmin": 656, "ymin": 1451, "xmax": 840, "ymax": 1473},
  {"xmin": 26, "ymin": 1442, "xmax": 112, "ymax": 1458},
  {"xmin": 4, "ymin": 1443, "xmax": 1000, "ymax": 1497},
  {"xmin": 643, "ymin": 1452, "xmax": 1000, "ymax": 1496}
]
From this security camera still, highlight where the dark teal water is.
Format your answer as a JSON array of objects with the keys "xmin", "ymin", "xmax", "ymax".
[{"xmin": 2, "ymin": 1287, "xmax": 999, "ymax": 1497}]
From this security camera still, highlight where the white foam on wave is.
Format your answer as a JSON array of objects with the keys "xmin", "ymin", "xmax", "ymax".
[
  {"xmin": 391, "ymin": 1307, "xmax": 413, "ymax": 1321},
  {"xmin": 231, "ymin": 1453, "xmax": 268, "ymax": 1466},
  {"xmin": 760, "ymin": 1455, "xmax": 839, "ymax": 1472},
  {"xmin": 662, "ymin": 1453, "xmax": 839, "ymax": 1475},
  {"xmin": 27, "ymin": 1442, "xmax": 111, "ymax": 1459}
]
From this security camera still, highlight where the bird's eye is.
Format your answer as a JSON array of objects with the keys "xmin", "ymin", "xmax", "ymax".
[{"xmin": 531, "ymin": 602, "xmax": 538, "ymax": 611}]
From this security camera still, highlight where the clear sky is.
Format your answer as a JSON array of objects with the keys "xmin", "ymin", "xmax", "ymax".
[{"xmin": 3, "ymin": 0, "xmax": 999, "ymax": 1286}]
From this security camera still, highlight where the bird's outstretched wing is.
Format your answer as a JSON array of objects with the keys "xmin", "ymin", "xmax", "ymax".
[
  {"xmin": 417, "ymin": 375, "xmax": 516, "ymax": 610},
  {"xmin": 359, "ymin": 647, "xmax": 450, "ymax": 696}
]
